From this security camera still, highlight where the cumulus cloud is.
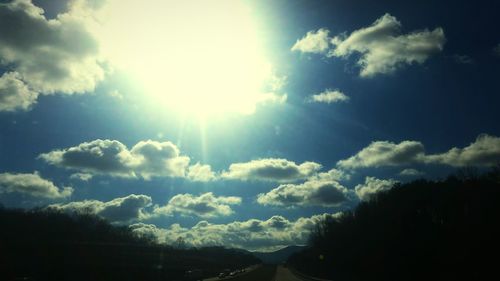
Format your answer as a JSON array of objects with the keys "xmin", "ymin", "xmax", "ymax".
[
  {"xmin": 338, "ymin": 140, "xmax": 426, "ymax": 169},
  {"xmin": 355, "ymin": 177, "xmax": 398, "ymax": 201},
  {"xmin": 39, "ymin": 139, "xmax": 137, "ymax": 177},
  {"xmin": 309, "ymin": 168, "xmax": 350, "ymax": 182},
  {"xmin": 293, "ymin": 14, "xmax": 445, "ymax": 77},
  {"xmin": 329, "ymin": 13, "xmax": 445, "ymax": 77},
  {"xmin": 309, "ymin": 89, "xmax": 349, "ymax": 104},
  {"xmin": 0, "ymin": 72, "xmax": 39, "ymax": 112},
  {"xmin": 399, "ymin": 168, "xmax": 424, "ymax": 177},
  {"xmin": 153, "ymin": 192, "xmax": 241, "ymax": 218},
  {"xmin": 130, "ymin": 140, "xmax": 190, "ymax": 180},
  {"xmin": 291, "ymin": 28, "xmax": 331, "ymax": 54},
  {"xmin": 130, "ymin": 213, "xmax": 341, "ymax": 251},
  {"xmin": 257, "ymin": 179, "xmax": 349, "ymax": 208},
  {"xmin": 187, "ymin": 163, "xmax": 216, "ymax": 182},
  {"xmin": 338, "ymin": 134, "xmax": 500, "ymax": 169},
  {"xmin": 0, "ymin": 171, "xmax": 72, "ymax": 198},
  {"xmin": 425, "ymin": 134, "xmax": 500, "ymax": 167},
  {"xmin": 49, "ymin": 194, "xmax": 152, "ymax": 223},
  {"xmin": 0, "ymin": 0, "xmax": 105, "ymax": 111},
  {"xmin": 39, "ymin": 139, "xmax": 195, "ymax": 180},
  {"xmin": 221, "ymin": 158, "xmax": 322, "ymax": 182}
]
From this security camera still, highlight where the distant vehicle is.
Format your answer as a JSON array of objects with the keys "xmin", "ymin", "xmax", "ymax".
[{"xmin": 218, "ymin": 269, "xmax": 231, "ymax": 279}]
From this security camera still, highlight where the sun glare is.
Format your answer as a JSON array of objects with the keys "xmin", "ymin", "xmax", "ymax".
[{"xmin": 98, "ymin": 0, "xmax": 279, "ymax": 116}]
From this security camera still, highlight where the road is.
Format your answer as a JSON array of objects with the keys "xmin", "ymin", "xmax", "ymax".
[
  {"xmin": 205, "ymin": 265, "xmax": 311, "ymax": 281},
  {"xmin": 273, "ymin": 265, "xmax": 304, "ymax": 281}
]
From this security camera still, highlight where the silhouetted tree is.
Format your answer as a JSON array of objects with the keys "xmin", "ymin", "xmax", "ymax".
[
  {"xmin": 289, "ymin": 168, "xmax": 500, "ymax": 281},
  {"xmin": 0, "ymin": 208, "xmax": 259, "ymax": 281}
]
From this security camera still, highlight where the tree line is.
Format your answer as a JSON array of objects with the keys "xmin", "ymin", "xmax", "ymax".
[
  {"xmin": 0, "ymin": 207, "xmax": 259, "ymax": 281},
  {"xmin": 288, "ymin": 167, "xmax": 500, "ymax": 281}
]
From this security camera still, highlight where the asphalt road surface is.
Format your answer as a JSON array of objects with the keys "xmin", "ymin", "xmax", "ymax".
[
  {"xmin": 205, "ymin": 265, "xmax": 308, "ymax": 281},
  {"xmin": 273, "ymin": 266, "xmax": 305, "ymax": 281}
]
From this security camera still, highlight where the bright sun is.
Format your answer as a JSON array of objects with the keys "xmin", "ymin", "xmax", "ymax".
[{"xmin": 98, "ymin": 0, "xmax": 283, "ymax": 116}]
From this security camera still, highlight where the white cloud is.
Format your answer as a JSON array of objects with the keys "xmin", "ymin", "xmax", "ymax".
[
  {"xmin": 130, "ymin": 140, "xmax": 190, "ymax": 180},
  {"xmin": 0, "ymin": 171, "xmax": 72, "ymax": 198},
  {"xmin": 49, "ymin": 194, "xmax": 152, "ymax": 223},
  {"xmin": 39, "ymin": 139, "xmax": 196, "ymax": 180},
  {"xmin": 0, "ymin": 72, "xmax": 39, "ymax": 112},
  {"xmin": 221, "ymin": 158, "xmax": 322, "ymax": 182},
  {"xmin": 69, "ymin": 172, "xmax": 93, "ymax": 181},
  {"xmin": 399, "ymin": 168, "xmax": 424, "ymax": 177},
  {"xmin": 187, "ymin": 163, "xmax": 216, "ymax": 182},
  {"xmin": 153, "ymin": 192, "xmax": 241, "ymax": 218},
  {"xmin": 355, "ymin": 176, "xmax": 397, "ymax": 201},
  {"xmin": 0, "ymin": 0, "xmax": 105, "ymax": 111},
  {"xmin": 329, "ymin": 13, "xmax": 446, "ymax": 77},
  {"xmin": 425, "ymin": 134, "xmax": 500, "ymax": 167},
  {"xmin": 338, "ymin": 134, "xmax": 500, "ymax": 169},
  {"xmin": 337, "ymin": 140, "xmax": 426, "ymax": 169},
  {"xmin": 309, "ymin": 168, "xmax": 350, "ymax": 182},
  {"xmin": 39, "ymin": 139, "xmax": 138, "ymax": 177},
  {"xmin": 130, "ymin": 213, "xmax": 341, "ymax": 251},
  {"xmin": 291, "ymin": 28, "xmax": 331, "ymax": 54},
  {"xmin": 309, "ymin": 89, "xmax": 349, "ymax": 104},
  {"xmin": 257, "ymin": 178, "xmax": 349, "ymax": 208},
  {"xmin": 292, "ymin": 14, "xmax": 445, "ymax": 77}
]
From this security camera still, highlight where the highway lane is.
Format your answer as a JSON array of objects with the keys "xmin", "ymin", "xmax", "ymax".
[
  {"xmin": 273, "ymin": 266, "xmax": 304, "ymax": 281},
  {"xmin": 204, "ymin": 265, "xmax": 312, "ymax": 281}
]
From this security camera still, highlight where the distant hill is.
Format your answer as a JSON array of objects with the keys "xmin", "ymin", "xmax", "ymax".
[
  {"xmin": 0, "ymin": 208, "xmax": 260, "ymax": 281},
  {"xmin": 251, "ymin": 245, "xmax": 307, "ymax": 264}
]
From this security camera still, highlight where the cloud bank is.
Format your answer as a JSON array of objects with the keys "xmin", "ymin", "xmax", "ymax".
[{"xmin": 130, "ymin": 213, "xmax": 341, "ymax": 251}]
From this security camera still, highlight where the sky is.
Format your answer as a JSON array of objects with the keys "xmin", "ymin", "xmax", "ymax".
[{"xmin": 1, "ymin": 0, "xmax": 500, "ymax": 251}]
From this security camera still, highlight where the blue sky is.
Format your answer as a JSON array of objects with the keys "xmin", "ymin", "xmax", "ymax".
[{"xmin": 1, "ymin": 0, "xmax": 500, "ymax": 251}]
